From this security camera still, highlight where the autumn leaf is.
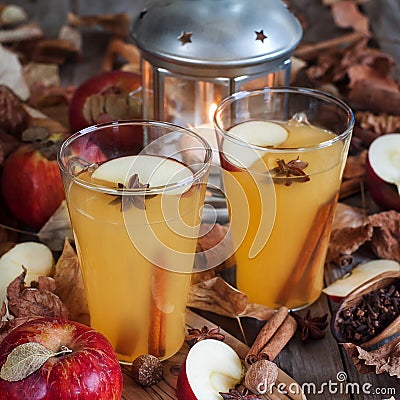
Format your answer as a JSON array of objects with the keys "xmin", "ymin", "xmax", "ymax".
[
  {"xmin": 342, "ymin": 336, "xmax": 400, "ymax": 377},
  {"xmin": 6, "ymin": 268, "xmax": 68, "ymax": 320},
  {"xmin": 330, "ymin": 0, "xmax": 370, "ymax": 35},
  {"xmin": 38, "ymin": 201, "xmax": 73, "ymax": 252},
  {"xmin": 188, "ymin": 277, "xmax": 274, "ymax": 344},
  {"xmin": 53, "ymin": 238, "xmax": 90, "ymax": 325},
  {"xmin": 188, "ymin": 277, "xmax": 248, "ymax": 318}
]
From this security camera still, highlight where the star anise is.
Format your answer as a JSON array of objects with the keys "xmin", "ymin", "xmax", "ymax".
[
  {"xmin": 293, "ymin": 310, "xmax": 328, "ymax": 343},
  {"xmin": 185, "ymin": 325, "xmax": 225, "ymax": 347},
  {"xmin": 109, "ymin": 173, "xmax": 149, "ymax": 210},
  {"xmin": 219, "ymin": 388, "xmax": 262, "ymax": 400},
  {"xmin": 270, "ymin": 157, "xmax": 310, "ymax": 186}
]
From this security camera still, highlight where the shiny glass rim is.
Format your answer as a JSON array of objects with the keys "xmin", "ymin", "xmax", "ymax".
[{"xmin": 213, "ymin": 86, "xmax": 355, "ymax": 153}]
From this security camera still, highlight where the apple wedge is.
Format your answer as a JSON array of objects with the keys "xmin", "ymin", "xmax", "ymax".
[
  {"xmin": 323, "ymin": 259, "xmax": 400, "ymax": 302},
  {"xmin": 176, "ymin": 339, "xmax": 244, "ymax": 400},
  {"xmin": 0, "ymin": 242, "xmax": 54, "ymax": 302},
  {"xmin": 366, "ymin": 133, "xmax": 400, "ymax": 211},
  {"xmin": 91, "ymin": 154, "xmax": 194, "ymax": 195}
]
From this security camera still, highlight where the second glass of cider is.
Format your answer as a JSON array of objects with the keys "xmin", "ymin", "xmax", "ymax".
[{"xmin": 214, "ymin": 87, "xmax": 354, "ymax": 310}]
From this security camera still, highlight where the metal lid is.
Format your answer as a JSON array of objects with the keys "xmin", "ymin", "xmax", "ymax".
[{"xmin": 131, "ymin": 0, "xmax": 302, "ymax": 77}]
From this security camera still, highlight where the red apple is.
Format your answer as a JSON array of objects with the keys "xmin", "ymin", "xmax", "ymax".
[
  {"xmin": 365, "ymin": 133, "xmax": 400, "ymax": 211},
  {"xmin": 176, "ymin": 339, "xmax": 244, "ymax": 400},
  {"xmin": 1, "ymin": 136, "xmax": 65, "ymax": 229},
  {"xmin": 0, "ymin": 317, "xmax": 122, "ymax": 400},
  {"xmin": 69, "ymin": 70, "xmax": 142, "ymax": 133}
]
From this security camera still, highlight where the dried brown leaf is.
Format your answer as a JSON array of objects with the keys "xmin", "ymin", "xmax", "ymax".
[
  {"xmin": 328, "ymin": 206, "xmax": 400, "ymax": 263},
  {"xmin": 38, "ymin": 201, "xmax": 73, "ymax": 252},
  {"xmin": 331, "ymin": 1, "xmax": 370, "ymax": 35},
  {"xmin": 347, "ymin": 64, "xmax": 398, "ymax": 91},
  {"xmin": 239, "ymin": 303, "xmax": 274, "ymax": 321},
  {"xmin": 348, "ymin": 81, "xmax": 400, "ymax": 115},
  {"xmin": 369, "ymin": 211, "xmax": 400, "ymax": 261},
  {"xmin": 343, "ymin": 150, "xmax": 367, "ymax": 180},
  {"xmin": 342, "ymin": 336, "xmax": 400, "ymax": 377},
  {"xmin": 331, "ymin": 202, "xmax": 367, "ymax": 231},
  {"xmin": 5, "ymin": 268, "xmax": 68, "ymax": 321},
  {"xmin": 188, "ymin": 277, "xmax": 248, "ymax": 318},
  {"xmin": 53, "ymin": 238, "xmax": 90, "ymax": 325}
]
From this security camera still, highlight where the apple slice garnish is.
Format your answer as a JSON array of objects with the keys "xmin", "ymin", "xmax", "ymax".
[
  {"xmin": 176, "ymin": 339, "xmax": 244, "ymax": 400},
  {"xmin": 323, "ymin": 259, "xmax": 400, "ymax": 302},
  {"xmin": 222, "ymin": 121, "xmax": 288, "ymax": 169},
  {"xmin": 366, "ymin": 133, "xmax": 400, "ymax": 211},
  {"xmin": 91, "ymin": 154, "xmax": 194, "ymax": 195}
]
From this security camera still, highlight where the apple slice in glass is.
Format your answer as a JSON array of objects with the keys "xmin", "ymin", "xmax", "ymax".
[{"xmin": 91, "ymin": 154, "xmax": 194, "ymax": 195}]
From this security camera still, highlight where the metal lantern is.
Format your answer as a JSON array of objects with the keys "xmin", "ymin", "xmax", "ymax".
[{"xmin": 131, "ymin": 0, "xmax": 303, "ymax": 128}]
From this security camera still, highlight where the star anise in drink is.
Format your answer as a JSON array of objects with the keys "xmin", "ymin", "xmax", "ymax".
[
  {"xmin": 109, "ymin": 173, "xmax": 149, "ymax": 210},
  {"xmin": 270, "ymin": 157, "xmax": 310, "ymax": 186},
  {"xmin": 219, "ymin": 388, "xmax": 262, "ymax": 400},
  {"xmin": 185, "ymin": 325, "xmax": 225, "ymax": 347},
  {"xmin": 293, "ymin": 310, "xmax": 328, "ymax": 343}
]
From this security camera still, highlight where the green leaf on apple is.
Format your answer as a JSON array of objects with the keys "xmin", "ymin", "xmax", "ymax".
[{"xmin": 0, "ymin": 342, "xmax": 72, "ymax": 382}]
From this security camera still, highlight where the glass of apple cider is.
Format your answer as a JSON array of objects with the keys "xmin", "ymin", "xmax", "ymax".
[
  {"xmin": 214, "ymin": 87, "xmax": 354, "ymax": 310},
  {"xmin": 58, "ymin": 120, "xmax": 212, "ymax": 363}
]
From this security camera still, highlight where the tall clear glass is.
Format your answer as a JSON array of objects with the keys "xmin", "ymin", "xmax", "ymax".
[
  {"xmin": 58, "ymin": 120, "xmax": 212, "ymax": 362},
  {"xmin": 214, "ymin": 87, "xmax": 354, "ymax": 310}
]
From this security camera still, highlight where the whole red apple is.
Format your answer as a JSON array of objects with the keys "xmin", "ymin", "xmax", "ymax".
[
  {"xmin": 69, "ymin": 70, "xmax": 142, "ymax": 133},
  {"xmin": 1, "ymin": 136, "xmax": 65, "ymax": 229},
  {"xmin": 0, "ymin": 317, "xmax": 123, "ymax": 400}
]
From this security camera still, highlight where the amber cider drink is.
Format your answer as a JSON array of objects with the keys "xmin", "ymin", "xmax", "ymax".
[
  {"xmin": 58, "ymin": 121, "xmax": 211, "ymax": 363},
  {"xmin": 215, "ymin": 88, "xmax": 354, "ymax": 310}
]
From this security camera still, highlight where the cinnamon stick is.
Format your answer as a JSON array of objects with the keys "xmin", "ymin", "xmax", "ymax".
[
  {"xmin": 148, "ymin": 266, "xmax": 167, "ymax": 358},
  {"xmin": 245, "ymin": 306, "xmax": 289, "ymax": 365},
  {"xmin": 298, "ymin": 198, "xmax": 337, "ymax": 300},
  {"xmin": 258, "ymin": 315, "xmax": 297, "ymax": 361},
  {"xmin": 276, "ymin": 200, "xmax": 335, "ymax": 306}
]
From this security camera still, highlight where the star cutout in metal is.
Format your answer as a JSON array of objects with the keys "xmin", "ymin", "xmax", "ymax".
[
  {"xmin": 177, "ymin": 31, "xmax": 193, "ymax": 45},
  {"xmin": 255, "ymin": 30, "xmax": 267, "ymax": 43}
]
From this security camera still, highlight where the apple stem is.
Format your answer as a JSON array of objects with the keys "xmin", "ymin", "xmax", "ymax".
[{"xmin": 55, "ymin": 346, "xmax": 73, "ymax": 357}]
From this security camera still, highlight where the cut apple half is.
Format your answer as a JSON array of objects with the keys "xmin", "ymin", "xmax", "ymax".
[
  {"xmin": 0, "ymin": 242, "xmax": 54, "ymax": 302},
  {"xmin": 91, "ymin": 154, "xmax": 194, "ymax": 195},
  {"xmin": 176, "ymin": 339, "xmax": 244, "ymax": 400},
  {"xmin": 323, "ymin": 259, "xmax": 400, "ymax": 302},
  {"xmin": 366, "ymin": 133, "xmax": 400, "ymax": 211},
  {"xmin": 222, "ymin": 121, "xmax": 288, "ymax": 169}
]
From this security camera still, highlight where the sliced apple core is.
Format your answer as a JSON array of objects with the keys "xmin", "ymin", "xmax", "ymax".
[
  {"xmin": 323, "ymin": 259, "xmax": 400, "ymax": 300},
  {"xmin": 222, "ymin": 121, "xmax": 288, "ymax": 169},
  {"xmin": 185, "ymin": 339, "xmax": 244, "ymax": 400},
  {"xmin": 368, "ymin": 133, "xmax": 400, "ymax": 194},
  {"xmin": 91, "ymin": 154, "xmax": 194, "ymax": 195}
]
